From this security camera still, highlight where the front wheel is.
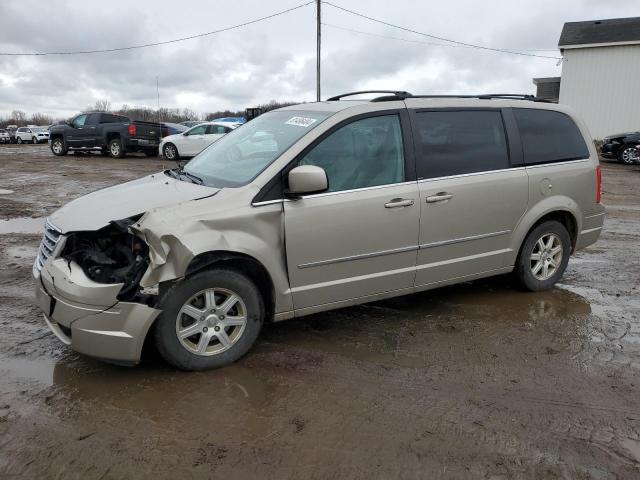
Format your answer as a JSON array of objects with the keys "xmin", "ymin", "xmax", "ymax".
[
  {"xmin": 154, "ymin": 269, "xmax": 264, "ymax": 371},
  {"xmin": 50, "ymin": 138, "xmax": 67, "ymax": 156},
  {"xmin": 514, "ymin": 220, "xmax": 571, "ymax": 291},
  {"xmin": 162, "ymin": 143, "xmax": 178, "ymax": 161},
  {"xmin": 619, "ymin": 145, "xmax": 640, "ymax": 165},
  {"xmin": 108, "ymin": 138, "xmax": 124, "ymax": 158}
]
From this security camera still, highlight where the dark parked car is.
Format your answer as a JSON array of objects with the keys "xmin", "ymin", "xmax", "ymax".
[
  {"xmin": 601, "ymin": 131, "xmax": 640, "ymax": 164},
  {"xmin": 49, "ymin": 112, "xmax": 161, "ymax": 158}
]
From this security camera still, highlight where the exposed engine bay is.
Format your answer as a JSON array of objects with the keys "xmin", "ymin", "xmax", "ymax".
[{"xmin": 61, "ymin": 218, "xmax": 150, "ymax": 301}]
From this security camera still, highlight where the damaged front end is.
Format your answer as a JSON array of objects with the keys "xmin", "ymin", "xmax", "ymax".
[
  {"xmin": 34, "ymin": 216, "xmax": 163, "ymax": 364},
  {"xmin": 60, "ymin": 218, "xmax": 155, "ymax": 305}
]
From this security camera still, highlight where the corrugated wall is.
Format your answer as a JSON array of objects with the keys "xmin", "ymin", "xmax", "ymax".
[{"xmin": 559, "ymin": 45, "xmax": 640, "ymax": 139}]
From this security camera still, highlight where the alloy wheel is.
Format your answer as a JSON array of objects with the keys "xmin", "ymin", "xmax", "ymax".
[
  {"xmin": 110, "ymin": 142, "xmax": 120, "ymax": 156},
  {"xmin": 530, "ymin": 233, "xmax": 563, "ymax": 281},
  {"xmin": 621, "ymin": 147, "xmax": 639, "ymax": 164},
  {"xmin": 52, "ymin": 140, "xmax": 63, "ymax": 154},
  {"xmin": 164, "ymin": 144, "xmax": 176, "ymax": 160},
  {"xmin": 175, "ymin": 288, "xmax": 247, "ymax": 356}
]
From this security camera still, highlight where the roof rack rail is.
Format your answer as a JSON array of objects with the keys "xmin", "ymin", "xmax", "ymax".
[
  {"xmin": 409, "ymin": 93, "xmax": 546, "ymax": 101},
  {"xmin": 326, "ymin": 90, "xmax": 413, "ymax": 101},
  {"xmin": 326, "ymin": 91, "xmax": 550, "ymax": 103}
]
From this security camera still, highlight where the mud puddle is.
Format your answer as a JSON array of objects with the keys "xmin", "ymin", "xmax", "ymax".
[{"xmin": 0, "ymin": 217, "xmax": 45, "ymax": 234}]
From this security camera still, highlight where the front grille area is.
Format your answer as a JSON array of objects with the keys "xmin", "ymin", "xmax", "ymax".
[{"xmin": 35, "ymin": 220, "xmax": 62, "ymax": 272}]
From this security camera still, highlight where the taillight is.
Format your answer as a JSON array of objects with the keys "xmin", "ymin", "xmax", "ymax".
[
  {"xmin": 596, "ymin": 165, "xmax": 602, "ymax": 203},
  {"xmin": 128, "ymin": 124, "xmax": 137, "ymax": 136}
]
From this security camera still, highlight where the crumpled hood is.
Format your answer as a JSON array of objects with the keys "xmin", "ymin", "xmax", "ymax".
[{"xmin": 49, "ymin": 172, "xmax": 218, "ymax": 233}]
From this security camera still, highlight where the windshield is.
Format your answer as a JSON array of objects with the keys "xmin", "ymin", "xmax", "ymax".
[{"xmin": 184, "ymin": 110, "xmax": 332, "ymax": 188}]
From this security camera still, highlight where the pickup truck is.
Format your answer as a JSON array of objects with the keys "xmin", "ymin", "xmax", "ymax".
[{"xmin": 49, "ymin": 112, "xmax": 161, "ymax": 158}]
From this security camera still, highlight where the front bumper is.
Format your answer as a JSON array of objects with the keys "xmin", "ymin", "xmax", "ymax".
[
  {"xmin": 600, "ymin": 142, "xmax": 618, "ymax": 158},
  {"xmin": 34, "ymin": 267, "xmax": 161, "ymax": 365}
]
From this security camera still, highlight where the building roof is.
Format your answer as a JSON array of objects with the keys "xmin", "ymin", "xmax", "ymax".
[
  {"xmin": 532, "ymin": 77, "xmax": 561, "ymax": 85},
  {"xmin": 559, "ymin": 17, "xmax": 640, "ymax": 48}
]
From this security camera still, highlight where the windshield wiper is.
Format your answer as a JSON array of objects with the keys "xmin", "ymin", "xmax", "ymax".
[
  {"xmin": 166, "ymin": 167, "xmax": 203, "ymax": 185},
  {"xmin": 181, "ymin": 170, "xmax": 204, "ymax": 185}
]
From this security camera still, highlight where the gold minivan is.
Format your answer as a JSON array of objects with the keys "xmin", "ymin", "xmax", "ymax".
[{"xmin": 33, "ymin": 92, "xmax": 605, "ymax": 370}]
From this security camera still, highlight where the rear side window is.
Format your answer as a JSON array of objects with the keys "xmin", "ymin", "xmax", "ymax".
[
  {"xmin": 514, "ymin": 108, "xmax": 589, "ymax": 165},
  {"xmin": 414, "ymin": 110, "xmax": 509, "ymax": 179}
]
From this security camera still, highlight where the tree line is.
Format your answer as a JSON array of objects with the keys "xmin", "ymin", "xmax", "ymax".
[{"xmin": 0, "ymin": 99, "xmax": 301, "ymax": 128}]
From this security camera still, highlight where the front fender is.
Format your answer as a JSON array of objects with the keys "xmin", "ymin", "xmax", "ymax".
[{"xmin": 130, "ymin": 201, "xmax": 293, "ymax": 314}]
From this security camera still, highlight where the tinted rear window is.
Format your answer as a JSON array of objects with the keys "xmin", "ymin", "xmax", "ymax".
[
  {"xmin": 414, "ymin": 110, "xmax": 509, "ymax": 179},
  {"xmin": 514, "ymin": 108, "xmax": 589, "ymax": 165}
]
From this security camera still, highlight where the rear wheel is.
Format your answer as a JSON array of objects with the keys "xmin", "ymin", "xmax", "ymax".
[
  {"xmin": 16, "ymin": 137, "xmax": 22, "ymax": 144},
  {"xmin": 50, "ymin": 138, "xmax": 67, "ymax": 156},
  {"xmin": 618, "ymin": 144, "xmax": 639, "ymax": 164},
  {"xmin": 515, "ymin": 220, "xmax": 571, "ymax": 291},
  {"xmin": 108, "ymin": 138, "xmax": 124, "ymax": 158},
  {"xmin": 154, "ymin": 269, "xmax": 264, "ymax": 371}
]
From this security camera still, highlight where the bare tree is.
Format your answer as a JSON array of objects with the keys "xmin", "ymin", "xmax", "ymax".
[
  {"xmin": 30, "ymin": 112, "xmax": 54, "ymax": 126},
  {"xmin": 11, "ymin": 110, "xmax": 26, "ymax": 125},
  {"xmin": 93, "ymin": 99, "xmax": 111, "ymax": 112}
]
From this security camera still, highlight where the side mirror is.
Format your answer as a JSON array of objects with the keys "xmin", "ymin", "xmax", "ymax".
[{"xmin": 287, "ymin": 165, "xmax": 328, "ymax": 196}]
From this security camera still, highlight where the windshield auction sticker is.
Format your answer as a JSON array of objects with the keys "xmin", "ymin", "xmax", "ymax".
[{"xmin": 285, "ymin": 117, "xmax": 317, "ymax": 128}]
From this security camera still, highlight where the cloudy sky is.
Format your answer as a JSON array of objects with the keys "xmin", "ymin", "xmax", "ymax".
[{"xmin": 0, "ymin": 0, "xmax": 637, "ymax": 119}]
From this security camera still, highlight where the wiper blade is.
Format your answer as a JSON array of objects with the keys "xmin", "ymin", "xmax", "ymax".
[{"xmin": 181, "ymin": 170, "xmax": 204, "ymax": 185}]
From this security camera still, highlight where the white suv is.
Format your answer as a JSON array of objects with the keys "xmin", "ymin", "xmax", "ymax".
[{"xmin": 15, "ymin": 126, "xmax": 49, "ymax": 144}]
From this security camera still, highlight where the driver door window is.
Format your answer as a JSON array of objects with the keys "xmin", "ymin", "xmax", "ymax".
[
  {"xmin": 72, "ymin": 115, "xmax": 87, "ymax": 129},
  {"xmin": 298, "ymin": 115, "xmax": 405, "ymax": 192}
]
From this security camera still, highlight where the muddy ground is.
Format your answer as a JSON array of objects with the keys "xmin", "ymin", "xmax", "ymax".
[{"xmin": 0, "ymin": 144, "xmax": 639, "ymax": 479}]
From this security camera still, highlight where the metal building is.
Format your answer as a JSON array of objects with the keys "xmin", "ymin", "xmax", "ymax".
[{"xmin": 556, "ymin": 17, "xmax": 640, "ymax": 140}]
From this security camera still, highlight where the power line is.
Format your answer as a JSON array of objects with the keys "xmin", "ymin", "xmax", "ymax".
[
  {"xmin": 323, "ymin": 23, "xmax": 558, "ymax": 52},
  {"xmin": 322, "ymin": 1, "xmax": 561, "ymax": 60},
  {"xmin": 0, "ymin": 1, "xmax": 315, "ymax": 56}
]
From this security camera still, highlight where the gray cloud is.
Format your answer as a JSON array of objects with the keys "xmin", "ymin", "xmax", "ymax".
[{"xmin": 0, "ymin": 0, "xmax": 638, "ymax": 118}]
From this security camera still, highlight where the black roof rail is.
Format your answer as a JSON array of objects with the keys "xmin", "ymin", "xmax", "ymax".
[
  {"xmin": 326, "ymin": 91, "xmax": 550, "ymax": 103},
  {"xmin": 406, "ymin": 93, "xmax": 550, "ymax": 102},
  {"xmin": 326, "ymin": 90, "xmax": 413, "ymax": 101}
]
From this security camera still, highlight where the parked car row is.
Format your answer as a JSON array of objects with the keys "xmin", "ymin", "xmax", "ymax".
[
  {"xmin": 0, "ymin": 125, "xmax": 51, "ymax": 144},
  {"xmin": 42, "ymin": 113, "xmax": 241, "ymax": 158}
]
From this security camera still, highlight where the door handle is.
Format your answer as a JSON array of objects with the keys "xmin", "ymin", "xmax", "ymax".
[
  {"xmin": 426, "ymin": 192, "xmax": 453, "ymax": 203},
  {"xmin": 385, "ymin": 198, "xmax": 414, "ymax": 208}
]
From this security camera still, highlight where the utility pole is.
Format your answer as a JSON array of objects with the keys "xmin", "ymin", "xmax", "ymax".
[{"xmin": 316, "ymin": 0, "xmax": 321, "ymax": 102}]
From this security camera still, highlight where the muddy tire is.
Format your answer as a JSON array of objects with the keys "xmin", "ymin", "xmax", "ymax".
[
  {"xmin": 50, "ymin": 138, "xmax": 67, "ymax": 156},
  {"xmin": 108, "ymin": 138, "xmax": 124, "ymax": 158},
  {"xmin": 163, "ymin": 143, "xmax": 178, "ymax": 161},
  {"xmin": 154, "ymin": 269, "xmax": 264, "ymax": 371},
  {"xmin": 515, "ymin": 220, "xmax": 571, "ymax": 291}
]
